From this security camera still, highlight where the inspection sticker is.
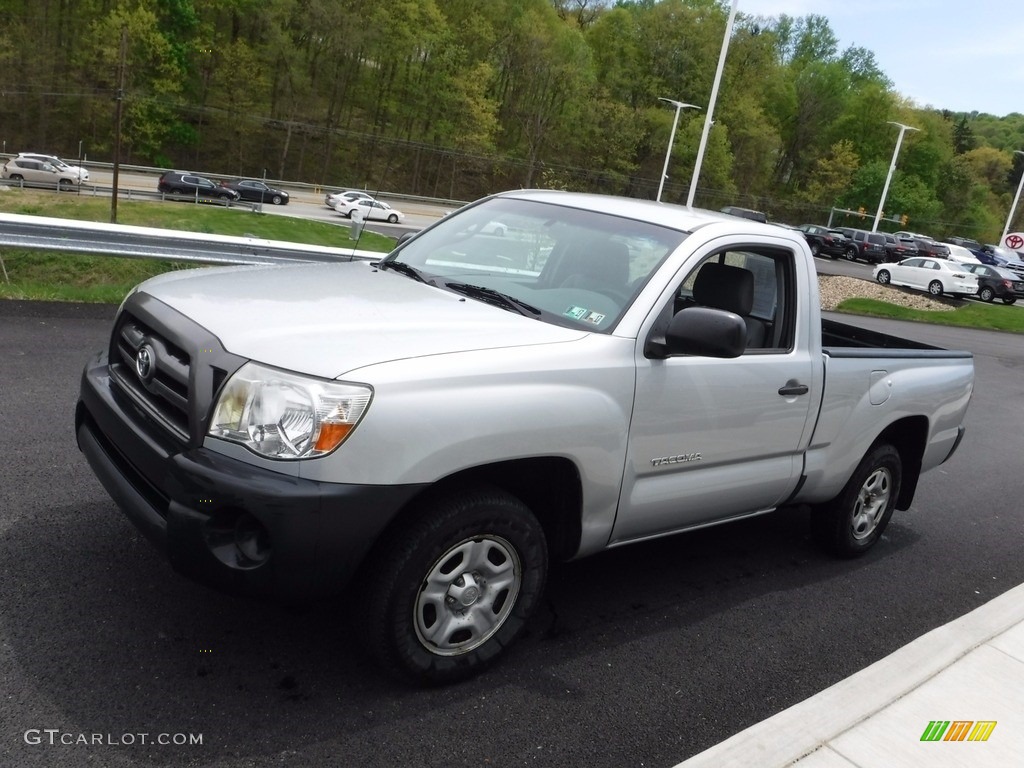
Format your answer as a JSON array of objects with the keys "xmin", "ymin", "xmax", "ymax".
[{"xmin": 563, "ymin": 305, "xmax": 606, "ymax": 325}]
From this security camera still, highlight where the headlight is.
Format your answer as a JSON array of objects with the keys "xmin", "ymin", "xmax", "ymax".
[{"xmin": 209, "ymin": 362, "xmax": 372, "ymax": 459}]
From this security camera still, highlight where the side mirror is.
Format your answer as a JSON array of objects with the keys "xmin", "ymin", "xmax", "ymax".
[
  {"xmin": 395, "ymin": 232, "xmax": 416, "ymax": 247},
  {"xmin": 649, "ymin": 306, "xmax": 747, "ymax": 359}
]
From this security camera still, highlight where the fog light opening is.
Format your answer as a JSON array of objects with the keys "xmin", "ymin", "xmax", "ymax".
[{"xmin": 234, "ymin": 513, "xmax": 271, "ymax": 566}]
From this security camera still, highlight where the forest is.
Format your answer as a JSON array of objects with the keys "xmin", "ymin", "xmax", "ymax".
[{"xmin": 2, "ymin": 0, "xmax": 1024, "ymax": 241}]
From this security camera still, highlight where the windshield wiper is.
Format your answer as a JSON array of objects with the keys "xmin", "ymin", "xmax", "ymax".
[
  {"xmin": 444, "ymin": 281, "xmax": 541, "ymax": 316},
  {"xmin": 380, "ymin": 260, "xmax": 431, "ymax": 284}
]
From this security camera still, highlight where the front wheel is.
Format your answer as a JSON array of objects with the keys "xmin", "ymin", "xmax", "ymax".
[
  {"xmin": 1002, "ymin": 297, "xmax": 1017, "ymax": 305},
  {"xmin": 928, "ymin": 280, "xmax": 944, "ymax": 296},
  {"xmin": 978, "ymin": 286, "xmax": 995, "ymax": 302},
  {"xmin": 271, "ymin": 194, "xmax": 283, "ymax": 205},
  {"xmin": 812, "ymin": 444, "xmax": 901, "ymax": 558},
  {"xmin": 387, "ymin": 214, "xmax": 399, "ymax": 223},
  {"xmin": 361, "ymin": 487, "xmax": 548, "ymax": 685},
  {"xmin": 876, "ymin": 270, "xmax": 891, "ymax": 285},
  {"xmin": 810, "ymin": 242, "xmax": 821, "ymax": 257}
]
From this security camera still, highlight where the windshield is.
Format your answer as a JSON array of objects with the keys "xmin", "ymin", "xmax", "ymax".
[{"xmin": 384, "ymin": 196, "xmax": 685, "ymax": 332}]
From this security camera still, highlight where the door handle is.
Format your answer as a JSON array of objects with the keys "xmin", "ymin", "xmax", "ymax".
[{"xmin": 778, "ymin": 381, "xmax": 809, "ymax": 396}]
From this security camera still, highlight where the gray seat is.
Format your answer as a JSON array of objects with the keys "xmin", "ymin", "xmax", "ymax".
[
  {"xmin": 692, "ymin": 262, "xmax": 767, "ymax": 348},
  {"xmin": 554, "ymin": 240, "xmax": 630, "ymax": 297}
]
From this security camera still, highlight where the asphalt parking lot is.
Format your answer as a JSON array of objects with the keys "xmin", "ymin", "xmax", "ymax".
[{"xmin": 1, "ymin": 298, "xmax": 1021, "ymax": 768}]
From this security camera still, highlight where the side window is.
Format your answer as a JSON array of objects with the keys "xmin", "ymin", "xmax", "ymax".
[{"xmin": 661, "ymin": 247, "xmax": 796, "ymax": 353}]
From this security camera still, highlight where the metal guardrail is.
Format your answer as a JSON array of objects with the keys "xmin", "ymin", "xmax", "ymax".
[{"xmin": 0, "ymin": 212, "xmax": 384, "ymax": 269}]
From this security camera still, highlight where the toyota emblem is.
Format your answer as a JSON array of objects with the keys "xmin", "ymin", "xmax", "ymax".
[{"xmin": 135, "ymin": 344, "xmax": 156, "ymax": 382}]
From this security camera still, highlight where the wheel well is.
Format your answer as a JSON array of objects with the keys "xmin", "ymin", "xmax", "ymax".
[
  {"xmin": 875, "ymin": 416, "xmax": 927, "ymax": 510},
  {"xmin": 375, "ymin": 458, "xmax": 583, "ymax": 563}
]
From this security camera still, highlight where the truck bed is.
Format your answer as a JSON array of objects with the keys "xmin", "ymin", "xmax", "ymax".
[{"xmin": 821, "ymin": 318, "xmax": 973, "ymax": 359}]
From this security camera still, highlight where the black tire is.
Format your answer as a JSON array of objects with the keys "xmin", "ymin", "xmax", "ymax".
[
  {"xmin": 928, "ymin": 280, "xmax": 943, "ymax": 296},
  {"xmin": 1002, "ymin": 297, "xmax": 1017, "ymax": 305},
  {"xmin": 346, "ymin": 209, "xmax": 356, "ymax": 219},
  {"xmin": 978, "ymin": 286, "xmax": 995, "ymax": 302},
  {"xmin": 10, "ymin": 174, "xmax": 23, "ymax": 182},
  {"xmin": 387, "ymin": 213, "xmax": 399, "ymax": 223},
  {"xmin": 810, "ymin": 242, "xmax": 821, "ymax": 257},
  {"xmin": 58, "ymin": 178, "xmax": 74, "ymax": 190},
  {"xmin": 844, "ymin": 246, "xmax": 857, "ymax": 261},
  {"xmin": 218, "ymin": 192, "xmax": 233, "ymax": 201},
  {"xmin": 271, "ymin": 194, "xmax": 283, "ymax": 205},
  {"xmin": 361, "ymin": 486, "xmax": 548, "ymax": 685},
  {"xmin": 876, "ymin": 270, "xmax": 891, "ymax": 285},
  {"xmin": 812, "ymin": 444, "xmax": 901, "ymax": 558}
]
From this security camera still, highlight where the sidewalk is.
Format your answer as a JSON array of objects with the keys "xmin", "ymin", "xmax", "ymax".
[{"xmin": 676, "ymin": 582, "xmax": 1024, "ymax": 768}]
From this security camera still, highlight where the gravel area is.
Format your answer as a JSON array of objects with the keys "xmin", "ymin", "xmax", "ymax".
[{"xmin": 817, "ymin": 274, "xmax": 956, "ymax": 312}]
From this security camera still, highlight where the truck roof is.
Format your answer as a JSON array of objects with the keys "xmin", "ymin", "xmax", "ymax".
[{"xmin": 493, "ymin": 189, "xmax": 786, "ymax": 237}]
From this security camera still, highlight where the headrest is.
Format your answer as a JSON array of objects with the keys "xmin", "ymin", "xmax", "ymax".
[{"xmin": 692, "ymin": 262, "xmax": 754, "ymax": 315}]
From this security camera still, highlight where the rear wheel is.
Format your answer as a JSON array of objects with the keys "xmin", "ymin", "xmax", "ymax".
[
  {"xmin": 812, "ymin": 444, "xmax": 901, "ymax": 558},
  {"xmin": 978, "ymin": 286, "xmax": 995, "ymax": 302},
  {"xmin": 876, "ymin": 270, "xmax": 891, "ymax": 285},
  {"xmin": 361, "ymin": 486, "xmax": 547, "ymax": 685},
  {"xmin": 9, "ymin": 174, "xmax": 23, "ymax": 182},
  {"xmin": 928, "ymin": 280, "xmax": 944, "ymax": 296},
  {"xmin": 844, "ymin": 246, "xmax": 857, "ymax": 261}
]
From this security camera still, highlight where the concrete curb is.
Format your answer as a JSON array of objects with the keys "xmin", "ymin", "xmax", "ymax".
[{"xmin": 676, "ymin": 582, "xmax": 1024, "ymax": 767}]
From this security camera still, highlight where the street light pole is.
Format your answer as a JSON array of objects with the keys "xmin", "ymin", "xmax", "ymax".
[
  {"xmin": 1000, "ymin": 150, "xmax": 1024, "ymax": 243},
  {"xmin": 872, "ymin": 121, "xmax": 919, "ymax": 232},
  {"xmin": 687, "ymin": 0, "xmax": 739, "ymax": 209},
  {"xmin": 656, "ymin": 98, "xmax": 700, "ymax": 202}
]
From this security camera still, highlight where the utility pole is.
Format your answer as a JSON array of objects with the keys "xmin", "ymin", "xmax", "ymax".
[{"xmin": 111, "ymin": 27, "xmax": 127, "ymax": 224}]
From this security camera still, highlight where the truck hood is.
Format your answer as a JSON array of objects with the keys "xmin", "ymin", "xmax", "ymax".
[{"xmin": 136, "ymin": 261, "xmax": 587, "ymax": 379}]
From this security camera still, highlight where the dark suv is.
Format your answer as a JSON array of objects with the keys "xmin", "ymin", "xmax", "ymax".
[
  {"xmin": 799, "ymin": 224, "xmax": 849, "ymax": 258},
  {"xmin": 157, "ymin": 171, "xmax": 240, "ymax": 202},
  {"xmin": 834, "ymin": 228, "xmax": 887, "ymax": 264},
  {"xmin": 912, "ymin": 237, "xmax": 950, "ymax": 260},
  {"xmin": 882, "ymin": 233, "xmax": 918, "ymax": 263}
]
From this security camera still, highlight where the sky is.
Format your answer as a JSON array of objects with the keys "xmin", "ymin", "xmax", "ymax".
[{"xmin": 737, "ymin": 0, "xmax": 1024, "ymax": 116}]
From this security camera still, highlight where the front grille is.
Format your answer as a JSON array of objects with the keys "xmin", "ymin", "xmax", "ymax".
[
  {"xmin": 107, "ymin": 294, "xmax": 247, "ymax": 447},
  {"xmin": 111, "ymin": 313, "xmax": 192, "ymax": 441}
]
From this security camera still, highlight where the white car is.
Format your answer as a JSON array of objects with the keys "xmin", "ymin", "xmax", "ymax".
[
  {"xmin": 324, "ymin": 189, "xmax": 374, "ymax": 209},
  {"xmin": 17, "ymin": 153, "xmax": 89, "ymax": 183},
  {"xmin": 941, "ymin": 243, "xmax": 981, "ymax": 264},
  {"xmin": 2, "ymin": 155, "xmax": 84, "ymax": 187},
  {"xmin": 334, "ymin": 198, "xmax": 404, "ymax": 223},
  {"xmin": 873, "ymin": 257, "xmax": 979, "ymax": 298}
]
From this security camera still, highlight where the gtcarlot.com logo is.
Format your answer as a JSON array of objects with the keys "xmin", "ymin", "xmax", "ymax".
[
  {"xmin": 920, "ymin": 720, "xmax": 997, "ymax": 742},
  {"xmin": 24, "ymin": 729, "xmax": 203, "ymax": 747}
]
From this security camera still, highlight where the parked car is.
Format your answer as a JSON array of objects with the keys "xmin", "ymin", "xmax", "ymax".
[
  {"xmin": 220, "ymin": 179, "xmax": 289, "ymax": 205},
  {"xmin": 882, "ymin": 233, "xmax": 918, "ymax": 263},
  {"xmin": 325, "ymin": 189, "xmax": 375, "ymax": 209},
  {"xmin": 720, "ymin": 205, "xmax": 768, "ymax": 223},
  {"xmin": 946, "ymin": 236, "xmax": 986, "ymax": 259},
  {"xmin": 910, "ymin": 237, "xmax": 950, "ymax": 260},
  {"xmin": 833, "ymin": 227, "xmax": 887, "ymax": 263},
  {"xmin": 981, "ymin": 244, "xmax": 1024, "ymax": 276},
  {"xmin": 960, "ymin": 263, "xmax": 1024, "ymax": 304},
  {"xmin": 873, "ymin": 257, "xmax": 979, "ymax": 298},
  {"xmin": 335, "ymin": 197, "xmax": 404, "ymax": 223},
  {"xmin": 799, "ymin": 224, "xmax": 849, "ymax": 258},
  {"xmin": 17, "ymin": 152, "xmax": 89, "ymax": 183},
  {"xmin": 157, "ymin": 171, "xmax": 240, "ymax": 202},
  {"xmin": 941, "ymin": 243, "xmax": 982, "ymax": 264},
  {"xmin": 1, "ymin": 156, "xmax": 83, "ymax": 188}
]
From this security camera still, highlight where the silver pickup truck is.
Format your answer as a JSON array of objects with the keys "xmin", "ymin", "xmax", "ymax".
[{"xmin": 76, "ymin": 190, "xmax": 974, "ymax": 684}]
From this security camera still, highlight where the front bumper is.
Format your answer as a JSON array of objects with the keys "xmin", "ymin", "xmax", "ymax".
[{"xmin": 77, "ymin": 352, "xmax": 425, "ymax": 602}]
